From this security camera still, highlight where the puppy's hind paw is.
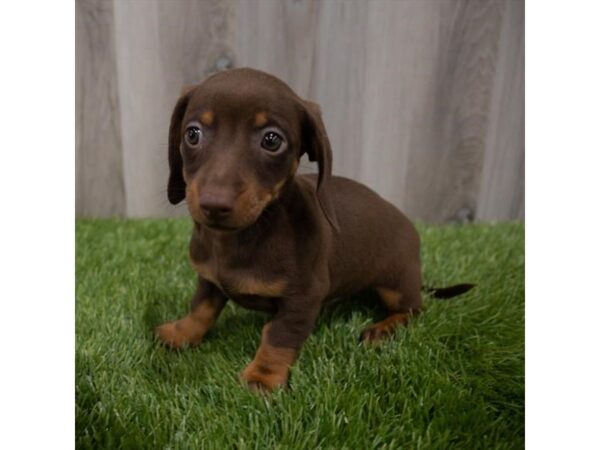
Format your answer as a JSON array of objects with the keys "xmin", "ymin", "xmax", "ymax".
[{"xmin": 359, "ymin": 325, "xmax": 391, "ymax": 344}]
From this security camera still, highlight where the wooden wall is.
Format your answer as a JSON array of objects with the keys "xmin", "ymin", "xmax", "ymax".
[{"xmin": 76, "ymin": 0, "xmax": 524, "ymax": 222}]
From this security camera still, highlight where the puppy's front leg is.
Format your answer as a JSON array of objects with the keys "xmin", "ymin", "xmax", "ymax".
[
  {"xmin": 155, "ymin": 278, "xmax": 227, "ymax": 349},
  {"xmin": 241, "ymin": 297, "xmax": 321, "ymax": 392}
]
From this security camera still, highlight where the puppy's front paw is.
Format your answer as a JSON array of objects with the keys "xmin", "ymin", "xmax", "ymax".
[
  {"xmin": 240, "ymin": 363, "xmax": 288, "ymax": 393},
  {"xmin": 155, "ymin": 318, "xmax": 202, "ymax": 349}
]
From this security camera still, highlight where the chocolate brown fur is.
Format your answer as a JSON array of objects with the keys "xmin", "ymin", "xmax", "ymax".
[{"xmin": 156, "ymin": 68, "xmax": 472, "ymax": 391}]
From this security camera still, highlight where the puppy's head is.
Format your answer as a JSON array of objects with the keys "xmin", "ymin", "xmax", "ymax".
[{"xmin": 168, "ymin": 68, "xmax": 338, "ymax": 231}]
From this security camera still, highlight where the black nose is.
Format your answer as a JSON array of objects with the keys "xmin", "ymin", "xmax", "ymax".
[{"xmin": 199, "ymin": 192, "xmax": 233, "ymax": 222}]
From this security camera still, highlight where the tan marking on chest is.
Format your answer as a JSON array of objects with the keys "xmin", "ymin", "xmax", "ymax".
[
  {"xmin": 231, "ymin": 277, "xmax": 287, "ymax": 297},
  {"xmin": 190, "ymin": 259, "xmax": 286, "ymax": 297},
  {"xmin": 190, "ymin": 259, "xmax": 219, "ymax": 286}
]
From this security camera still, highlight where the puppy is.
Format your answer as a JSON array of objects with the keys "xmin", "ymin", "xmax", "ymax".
[{"xmin": 156, "ymin": 68, "xmax": 472, "ymax": 391}]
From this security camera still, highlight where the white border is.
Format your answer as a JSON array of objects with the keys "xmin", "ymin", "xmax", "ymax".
[
  {"xmin": 527, "ymin": 0, "xmax": 600, "ymax": 448},
  {"xmin": 0, "ymin": 1, "xmax": 74, "ymax": 449},
  {"xmin": 2, "ymin": 0, "xmax": 600, "ymax": 448}
]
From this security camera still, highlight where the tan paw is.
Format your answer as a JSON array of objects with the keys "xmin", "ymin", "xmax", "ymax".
[
  {"xmin": 360, "ymin": 313, "xmax": 410, "ymax": 344},
  {"xmin": 155, "ymin": 318, "xmax": 202, "ymax": 349},
  {"xmin": 240, "ymin": 364, "xmax": 288, "ymax": 393},
  {"xmin": 359, "ymin": 325, "xmax": 392, "ymax": 344}
]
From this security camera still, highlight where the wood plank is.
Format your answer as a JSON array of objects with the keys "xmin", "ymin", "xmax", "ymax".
[
  {"xmin": 235, "ymin": 0, "xmax": 319, "ymax": 94},
  {"xmin": 359, "ymin": 0, "xmax": 443, "ymax": 211},
  {"xmin": 76, "ymin": 0, "xmax": 125, "ymax": 217},
  {"xmin": 402, "ymin": 0, "xmax": 506, "ymax": 223},
  {"xmin": 476, "ymin": 0, "xmax": 525, "ymax": 221}
]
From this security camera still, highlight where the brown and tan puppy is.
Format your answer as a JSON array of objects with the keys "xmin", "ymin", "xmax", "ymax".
[{"xmin": 155, "ymin": 68, "xmax": 473, "ymax": 392}]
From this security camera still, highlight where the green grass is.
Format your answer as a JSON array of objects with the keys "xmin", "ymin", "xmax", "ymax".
[{"xmin": 76, "ymin": 219, "xmax": 524, "ymax": 450}]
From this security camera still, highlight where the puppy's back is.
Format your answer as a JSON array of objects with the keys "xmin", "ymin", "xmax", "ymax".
[{"xmin": 299, "ymin": 174, "xmax": 420, "ymax": 298}]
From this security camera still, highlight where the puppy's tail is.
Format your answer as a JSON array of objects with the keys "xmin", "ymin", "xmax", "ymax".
[{"xmin": 422, "ymin": 283, "xmax": 475, "ymax": 299}]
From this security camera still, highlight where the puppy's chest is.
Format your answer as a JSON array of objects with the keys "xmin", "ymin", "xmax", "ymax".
[{"xmin": 189, "ymin": 253, "xmax": 287, "ymax": 300}]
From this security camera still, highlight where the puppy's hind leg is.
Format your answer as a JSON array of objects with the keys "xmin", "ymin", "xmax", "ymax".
[{"xmin": 360, "ymin": 266, "xmax": 422, "ymax": 344}]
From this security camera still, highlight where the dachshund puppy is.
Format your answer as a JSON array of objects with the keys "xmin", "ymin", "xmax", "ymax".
[{"xmin": 155, "ymin": 68, "xmax": 472, "ymax": 391}]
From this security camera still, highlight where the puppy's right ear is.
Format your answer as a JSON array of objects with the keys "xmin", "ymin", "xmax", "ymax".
[{"xmin": 167, "ymin": 86, "xmax": 195, "ymax": 204}]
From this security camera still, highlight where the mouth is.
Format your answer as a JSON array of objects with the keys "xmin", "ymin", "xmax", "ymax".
[{"xmin": 204, "ymin": 222, "xmax": 240, "ymax": 232}]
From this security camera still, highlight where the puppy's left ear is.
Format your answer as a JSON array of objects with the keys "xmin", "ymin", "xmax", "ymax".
[
  {"xmin": 299, "ymin": 100, "xmax": 339, "ymax": 231},
  {"xmin": 167, "ymin": 86, "xmax": 195, "ymax": 204}
]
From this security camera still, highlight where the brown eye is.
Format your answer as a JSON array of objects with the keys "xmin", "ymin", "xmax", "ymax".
[
  {"xmin": 184, "ymin": 126, "xmax": 202, "ymax": 147},
  {"xmin": 261, "ymin": 131, "xmax": 283, "ymax": 152}
]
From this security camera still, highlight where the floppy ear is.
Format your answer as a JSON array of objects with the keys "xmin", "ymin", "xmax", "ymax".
[
  {"xmin": 167, "ymin": 87, "xmax": 194, "ymax": 204},
  {"xmin": 300, "ymin": 100, "xmax": 339, "ymax": 231}
]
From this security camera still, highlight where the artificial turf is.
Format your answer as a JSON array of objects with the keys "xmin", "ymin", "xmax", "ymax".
[{"xmin": 76, "ymin": 219, "xmax": 524, "ymax": 449}]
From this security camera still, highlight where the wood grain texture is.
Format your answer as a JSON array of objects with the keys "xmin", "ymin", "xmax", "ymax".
[
  {"xmin": 76, "ymin": 0, "xmax": 524, "ymax": 222},
  {"xmin": 476, "ymin": 0, "xmax": 525, "ymax": 221},
  {"xmin": 360, "ymin": 0, "xmax": 443, "ymax": 212},
  {"xmin": 76, "ymin": 0, "xmax": 125, "ymax": 217},
  {"xmin": 402, "ymin": 0, "xmax": 506, "ymax": 222}
]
